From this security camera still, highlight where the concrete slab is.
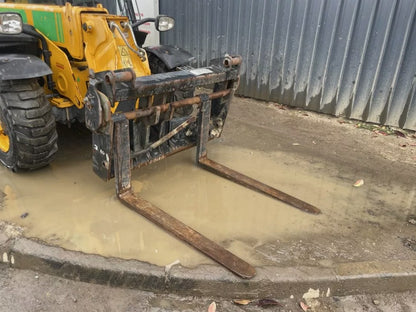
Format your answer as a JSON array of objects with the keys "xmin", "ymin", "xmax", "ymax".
[{"xmin": 0, "ymin": 97, "xmax": 415, "ymax": 298}]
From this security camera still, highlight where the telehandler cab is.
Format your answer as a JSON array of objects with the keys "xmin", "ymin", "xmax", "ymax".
[{"xmin": 0, "ymin": 0, "xmax": 320, "ymax": 278}]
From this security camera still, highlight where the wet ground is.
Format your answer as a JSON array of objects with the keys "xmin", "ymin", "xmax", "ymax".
[{"xmin": 0, "ymin": 96, "xmax": 415, "ymax": 271}]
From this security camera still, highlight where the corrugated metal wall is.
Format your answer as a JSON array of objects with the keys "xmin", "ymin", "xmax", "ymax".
[
  {"xmin": 101, "ymin": 0, "xmax": 117, "ymax": 14},
  {"xmin": 159, "ymin": 0, "xmax": 416, "ymax": 130}
]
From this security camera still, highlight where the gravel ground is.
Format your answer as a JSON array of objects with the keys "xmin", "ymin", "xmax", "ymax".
[{"xmin": 0, "ymin": 267, "xmax": 415, "ymax": 312}]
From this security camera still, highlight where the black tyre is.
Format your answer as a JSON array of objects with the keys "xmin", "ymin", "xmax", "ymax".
[
  {"xmin": 0, "ymin": 79, "xmax": 58, "ymax": 171},
  {"xmin": 148, "ymin": 53, "xmax": 171, "ymax": 75},
  {"xmin": 148, "ymin": 53, "xmax": 194, "ymax": 110}
]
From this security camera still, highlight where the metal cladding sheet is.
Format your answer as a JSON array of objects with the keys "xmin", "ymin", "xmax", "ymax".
[{"xmin": 160, "ymin": 0, "xmax": 416, "ymax": 130}]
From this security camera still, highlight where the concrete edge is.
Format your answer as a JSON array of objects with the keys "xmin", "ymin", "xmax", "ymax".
[{"xmin": 1, "ymin": 237, "xmax": 416, "ymax": 299}]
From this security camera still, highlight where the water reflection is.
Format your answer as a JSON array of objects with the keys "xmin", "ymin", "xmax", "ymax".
[{"xmin": 0, "ymin": 125, "xmax": 414, "ymax": 268}]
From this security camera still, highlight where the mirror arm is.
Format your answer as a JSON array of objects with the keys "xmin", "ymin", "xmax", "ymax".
[{"xmin": 131, "ymin": 17, "xmax": 156, "ymax": 29}]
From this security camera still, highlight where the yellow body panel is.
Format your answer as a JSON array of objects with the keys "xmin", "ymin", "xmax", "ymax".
[
  {"xmin": 0, "ymin": 2, "xmax": 151, "ymax": 110},
  {"xmin": 0, "ymin": 119, "xmax": 10, "ymax": 153},
  {"xmin": 41, "ymin": 33, "xmax": 84, "ymax": 108},
  {"xmin": 81, "ymin": 14, "xmax": 150, "ymax": 75}
]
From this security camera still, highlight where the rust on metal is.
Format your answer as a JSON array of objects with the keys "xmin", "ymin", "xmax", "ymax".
[
  {"xmin": 196, "ymin": 97, "xmax": 321, "ymax": 215},
  {"xmin": 105, "ymin": 55, "xmax": 320, "ymax": 280},
  {"xmin": 132, "ymin": 71, "xmax": 235, "ymax": 97},
  {"xmin": 118, "ymin": 190, "xmax": 256, "ymax": 279},
  {"xmin": 105, "ymin": 69, "xmax": 135, "ymax": 84},
  {"xmin": 113, "ymin": 96, "xmax": 257, "ymax": 278},
  {"xmin": 198, "ymin": 157, "xmax": 321, "ymax": 214},
  {"xmin": 131, "ymin": 115, "xmax": 197, "ymax": 158},
  {"xmin": 223, "ymin": 55, "xmax": 243, "ymax": 67},
  {"xmin": 123, "ymin": 89, "xmax": 231, "ymax": 120},
  {"xmin": 132, "ymin": 144, "xmax": 194, "ymax": 170}
]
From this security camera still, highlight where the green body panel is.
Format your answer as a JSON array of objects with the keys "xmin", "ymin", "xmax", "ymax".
[{"xmin": 32, "ymin": 11, "xmax": 64, "ymax": 43}]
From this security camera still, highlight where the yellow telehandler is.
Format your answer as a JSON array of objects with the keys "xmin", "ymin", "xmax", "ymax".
[{"xmin": 0, "ymin": 0, "xmax": 320, "ymax": 278}]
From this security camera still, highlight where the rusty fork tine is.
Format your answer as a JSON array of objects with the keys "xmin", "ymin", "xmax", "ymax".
[
  {"xmin": 118, "ymin": 190, "xmax": 256, "ymax": 279},
  {"xmin": 114, "ymin": 114, "xmax": 256, "ymax": 279},
  {"xmin": 198, "ymin": 157, "xmax": 321, "ymax": 214},
  {"xmin": 196, "ymin": 97, "xmax": 321, "ymax": 215}
]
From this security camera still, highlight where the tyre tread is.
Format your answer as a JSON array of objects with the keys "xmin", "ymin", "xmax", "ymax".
[{"xmin": 0, "ymin": 79, "xmax": 58, "ymax": 170}]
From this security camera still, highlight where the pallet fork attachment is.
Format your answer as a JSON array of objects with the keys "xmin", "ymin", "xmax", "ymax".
[{"xmin": 86, "ymin": 56, "xmax": 321, "ymax": 279}]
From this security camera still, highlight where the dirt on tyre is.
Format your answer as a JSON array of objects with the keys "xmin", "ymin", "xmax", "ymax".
[{"xmin": 0, "ymin": 78, "xmax": 58, "ymax": 171}]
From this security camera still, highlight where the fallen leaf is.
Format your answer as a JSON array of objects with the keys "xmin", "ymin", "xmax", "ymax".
[
  {"xmin": 300, "ymin": 301, "xmax": 310, "ymax": 311},
  {"xmin": 257, "ymin": 298, "xmax": 282, "ymax": 307},
  {"xmin": 395, "ymin": 130, "xmax": 406, "ymax": 138},
  {"xmin": 374, "ymin": 130, "xmax": 388, "ymax": 136},
  {"xmin": 273, "ymin": 104, "xmax": 286, "ymax": 110},
  {"xmin": 233, "ymin": 299, "xmax": 252, "ymax": 305},
  {"xmin": 208, "ymin": 302, "xmax": 216, "ymax": 312},
  {"xmin": 353, "ymin": 179, "xmax": 364, "ymax": 187}
]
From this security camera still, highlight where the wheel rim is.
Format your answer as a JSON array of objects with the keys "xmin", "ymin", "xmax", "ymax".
[{"xmin": 0, "ymin": 120, "xmax": 10, "ymax": 153}]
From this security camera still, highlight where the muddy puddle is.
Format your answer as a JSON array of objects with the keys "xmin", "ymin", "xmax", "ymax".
[{"xmin": 0, "ymin": 125, "xmax": 415, "ymax": 268}]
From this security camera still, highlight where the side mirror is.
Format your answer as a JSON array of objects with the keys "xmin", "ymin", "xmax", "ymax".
[
  {"xmin": 0, "ymin": 12, "xmax": 23, "ymax": 35},
  {"xmin": 155, "ymin": 15, "xmax": 174, "ymax": 32}
]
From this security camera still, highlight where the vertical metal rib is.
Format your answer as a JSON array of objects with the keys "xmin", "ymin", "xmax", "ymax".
[{"xmin": 161, "ymin": 0, "xmax": 416, "ymax": 129}]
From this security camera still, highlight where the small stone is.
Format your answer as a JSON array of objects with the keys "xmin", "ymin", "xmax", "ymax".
[
  {"xmin": 302, "ymin": 288, "xmax": 320, "ymax": 299},
  {"xmin": 402, "ymin": 238, "xmax": 416, "ymax": 251},
  {"xmin": 407, "ymin": 216, "xmax": 416, "ymax": 225},
  {"xmin": 372, "ymin": 299, "xmax": 380, "ymax": 305},
  {"xmin": 35, "ymin": 275, "xmax": 39, "ymax": 279}
]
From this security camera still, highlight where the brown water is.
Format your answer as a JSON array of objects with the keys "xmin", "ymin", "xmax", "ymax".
[{"xmin": 0, "ymin": 130, "xmax": 414, "ymax": 268}]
